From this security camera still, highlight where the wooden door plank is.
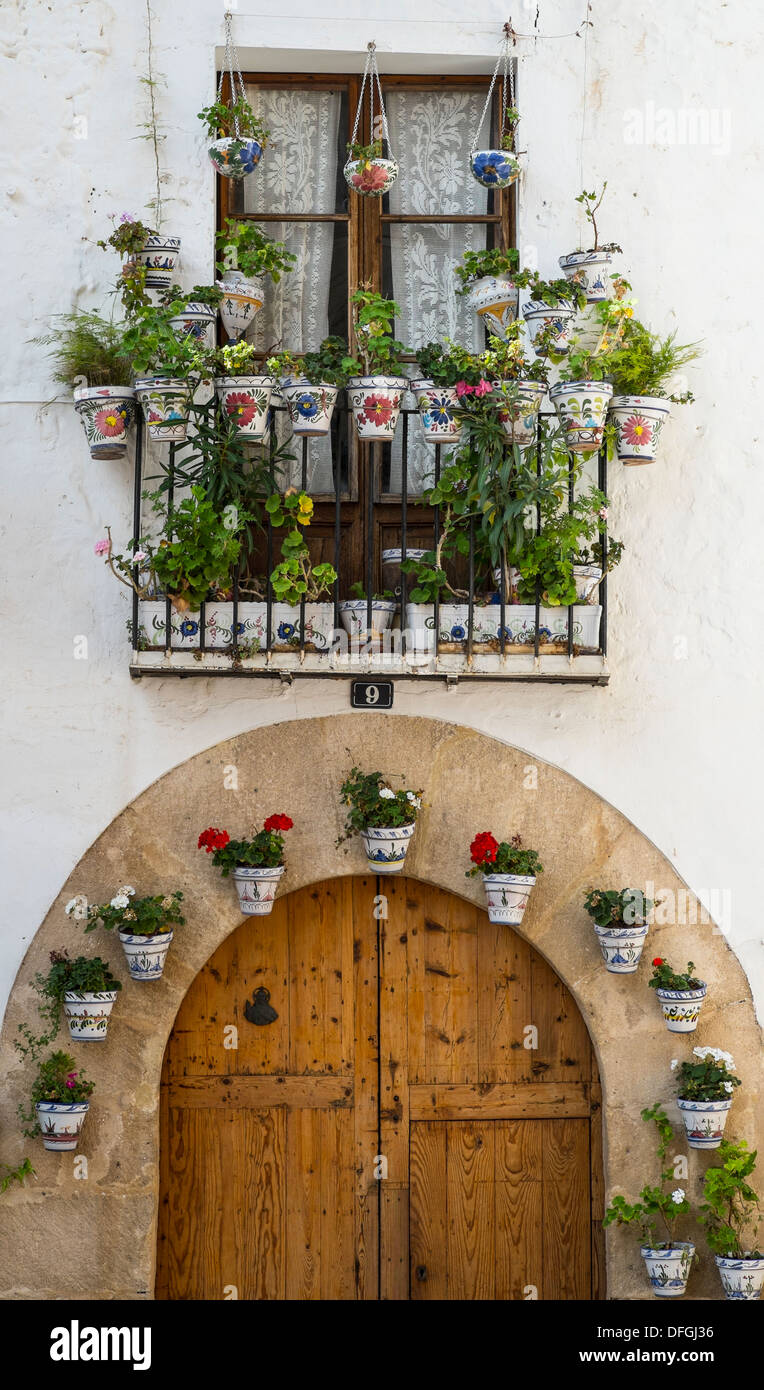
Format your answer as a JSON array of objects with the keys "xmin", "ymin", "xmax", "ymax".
[
  {"xmin": 542, "ymin": 1118, "xmax": 591, "ymax": 1301},
  {"xmin": 410, "ymin": 1081, "xmax": 591, "ymax": 1121},
  {"xmin": 409, "ymin": 1123, "xmax": 448, "ymax": 1300},
  {"xmin": 165, "ymin": 1075, "xmax": 354, "ymax": 1108},
  {"xmin": 379, "ymin": 877, "xmax": 410, "ymax": 1300},
  {"xmin": 445, "ymin": 892, "xmax": 479, "ymax": 1085},
  {"xmin": 352, "ymin": 876, "xmax": 380, "ymax": 1300},
  {"xmin": 235, "ymin": 898, "xmax": 290, "ymax": 1075},
  {"xmin": 447, "ymin": 1122, "xmax": 495, "ymax": 1300},
  {"xmin": 235, "ymin": 1107, "xmax": 286, "ymax": 1300},
  {"xmin": 165, "ymin": 1108, "xmax": 224, "ymax": 1300},
  {"xmin": 494, "ymin": 1120, "xmax": 543, "ymax": 1301},
  {"xmin": 285, "ymin": 1106, "xmax": 322, "ymax": 1299},
  {"xmin": 477, "ymin": 921, "xmax": 534, "ymax": 1084},
  {"xmin": 405, "ymin": 880, "xmax": 427, "ymax": 1084},
  {"xmin": 422, "ymin": 883, "xmax": 454, "ymax": 1084},
  {"xmin": 320, "ymin": 1108, "xmax": 356, "ymax": 1300}
]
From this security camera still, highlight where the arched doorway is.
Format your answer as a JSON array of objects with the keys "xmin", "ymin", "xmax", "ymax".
[{"xmin": 156, "ymin": 876, "xmax": 604, "ymax": 1300}]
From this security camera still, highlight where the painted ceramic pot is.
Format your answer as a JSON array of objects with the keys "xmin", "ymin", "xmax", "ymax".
[
  {"xmin": 382, "ymin": 548, "xmax": 428, "ymax": 599},
  {"xmin": 550, "ymin": 380, "xmax": 613, "ymax": 456},
  {"xmin": 523, "ymin": 301, "xmax": 577, "ymax": 356},
  {"xmin": 232, "ymin": 865, "xmax": 285, "ymax": 916},
  {"xmin": 676, "ymin": 1097, "xmax": 732, "ymax": 1149},
  {"xmin": 655, "ymin": 983, "xmax": 707, "ymax": 1033},
  {"xmin": 609, "ymin": 396, "xmax": 671, "ymax": 465},
  {"xmin": 360, "ymin": 824, "xmax": 416, "ymax": 874},
  {"xmin": 481, "ymin": 873, "xmax": 536, "ymax": 926},
  {"xmin": 405, "ymin": 602, "xmax": 602, "ymax": 654},
  {"xmin": 216, "ymin": 270, "xmax": 265, "ymax": 340},
  {"xmin": 118, "ymin": 929, "xmax": 174, "ymax": 982},
  {"xmin": 715, "ymin": 1255, "xmax": 764, "ymax": 1301},
  {"xmin": 640, "ymin": 1243, "xmax": 694, "ymax": 1298},
  {"xmin": 279, "ymin": 381, "xmax": 339, "ymax": 437},
  {"xmin": 73, "ymin": 386, "xmax": 136, "ymax": 460},
  {"xmin": 496, "ymin": 380, "xmax": 547, "ymax": 447},
  {"xmin": 469, "ymin": 148, "xmax": 520, "ymax": 190},
  {"xmin": 559, "ymin": 250, "xmax": 615, "ymax": 303},
  {"xmin": 63, "ymin": 991, "xmax": 119, "ymax": 1042},
  {"xmin": 339, "ymin": 599, "xmax": 397, "ymax": 647},
  {"xmin": 169, "ymin": 301, "xmax": 218, "ymax": 350},
  {"xmin": 208, "ymin": 136, "xmax": 264, "ymax": 180},
  {"xmin": 343, "ymin": 157, "xmax": 398, "ymax": 198},
  {"xmin": 136, "ymin": 600, "xmax": 336, "ymax": 654},
  {"xmin": 35, "ymin": 1101, "xmax": 90, "ymax": 1152},
  {"xmin": 409, "ymin": 381, "xmax": 463, "ymax": 443},
  {"xmin": 134, "ymin": 377, "xmax": 192, "ymax": 442},
  {"xmin": 215, "ymin": 375, "xmax": 274, "ymax": 439},
  {"xmin": 347, "ymin": 376, "xmax": 407, "ymax": 440},
  {"xmin": 134, "ymin": 234, "xmax": 181, "ymax": 291},
  {"xmin": 573, "ymin": 564, "xmax": 602, "ymax": 604},
  {"xmin": 594, "ymin": 923, "xmax": 649, "ymax": 974},
  {"xmin": 466, "ymin": 276, "xmax": 519, "ymax": 340}
]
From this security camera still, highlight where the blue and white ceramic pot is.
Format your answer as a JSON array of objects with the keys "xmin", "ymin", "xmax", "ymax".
[
  {"xmin": 655, "ymin": 983, "xmax": 707, "ymax": 1033},
  {"xmin": 466, "ymin": 276, "xmax": 519, "ymax": 340},
  {"xmin": 215, "ymin": 375, "xmax": 274, "ymax": 439},
  {"xmin": 677, "ymin": 1097, "xmax": 732, "ymax": 1149},
  {"xmin": 216, "ymin": 270, "xmax": 265, "ymax": 341},
  {"xmin": 63, "ymin": 991, "xmax": 119, "ymax": 1042},
  {"xmin": 134, "ymin": 377, "xmax": 192, "ymax": 443},
  {"xmin": 74, "ymin": 386, "xmax": 136, "ymax": 460},
  {"xmin": 343, "ymin": 157, "xmax": 398, "ymax": 198},
  {"xmin": 232, "ymin": 865, "xmax": 285, "ymax": 916},
  {"xmin": 550, "ymin": 380, "xmax": 613, "ymax": 456},
  {"xmin": 573, "ymin": 564, "xmax": 602, "ymax": 603},
  {"xmin": 496, "ymin": 379, "xmax": 547, "ymax": 447},
  {"xmin": 169, "ymin": 301, "xmax": 218, "ymax": 350},
  {"xmin": 559, "ymin": 250, "xmax": 615, "ymax": 303},
  {"xmin": 361, "ymin": 824, "xmax": 416, "ymax": 874},
  {"xmin": 469, "ymin": 148, "xmax": 520, "ymax": 190},
  {"xmin": 347, "ymin": 376, "xmax": 407, "ymax": 441},
  {"xmin": 523, "ymin": 300, "xmax": 577, "ymax": 356},
  {"xmin": 715, "ymin": 1255, "xmax": 764, "ymax": 1301},
  {"xmin": 134, "ymin": 234, "xmax": 181, "ymax": 291},
  {"xmin": 279, "ymin": 381, "xmax": 339, "ymax": 437},
  {"xmin": 208, "ymin": 136, "xmax": 264, "ymax": 180},
  {"xmin": 339, "ymin": 599, "xmax": 397, "ymax": 646},
  {"xmin": 594, "ymin": 923, "xmax": 649, "ymax": 974},
  {"xmin": 35, "ymin": 1101, "xmax": 90, "ymax": 1152},
  {"xmin": 409, "ymin": 380, "xmax": 463, "ymax": 443},
  {"xmin": 482, "ymin": 873, "xmax": 536, "ymax": 926},
  {"xmin": 118, "ymin": 929, "xmax": 174, "ymax": 982},
  {"xmin": 641, "ymin": 1243, "xmax": 694, "ymax": 1298},
  {"xmin": 608, "ymin": 396, "xmax": 671, "ymax": 465}
]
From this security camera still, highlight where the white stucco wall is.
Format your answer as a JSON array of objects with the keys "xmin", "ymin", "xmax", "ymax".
[{"xmin": 1, "ymin": 0, "xmax": 762, "ymax": 1020}]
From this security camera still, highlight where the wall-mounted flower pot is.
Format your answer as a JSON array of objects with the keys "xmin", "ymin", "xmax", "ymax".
[
  {"xmin": 409, "ymin": 380, "xmax": 463, "ymax": 443},
  {"xmin": 676, "ymin": 1097, "xmax": 732, "ymax": 1149},
  {"xmin": 134, "ymin": 234, "xmax": 181, "ymax": 291},
  {"xmin": 405, "ymin": 602, "xmax": 602, "ymax": 654},
  {"xmin": 73, "ymin": 387, "xmax": 136, "ymax": 460},
  {"xmin": 279, "ymin": 381, "xmax": 339, "ymax": 437},
  {"xmin": 215, "ymin": 376, "xmax": 274, "ymax": 439},
  {"xmin": 559, "ymin": 250, "xmax": 614, "ymax": 303},
  {"xmin": 134, "ymin": 377, "xmax": 192, "ymax": 443},
  {"xmin": 466, "ymin": 276, "xmax": 518, "ymax": 340},
  {"xmin": 715, "ymin": 1255, "xmax": 764, "ymax": 1301},
  {"xmin": 481, "ymin": 873, "xmax": 536, "ymax": 925},
  {"xmin": 608, "ymin": 396, "xmax": 671, "ymax": 465},
  {"xmin": 216, "ymin": 270, "xmax": 264, "ymax": 341},
  {"xmin": 523, "ymin": 300, "xmax": 577, "ymax": 356},
  {"xmin": 347, "ymin": 376, "xmax": 407, "ymax": 440},
  {"xmin": 469, "ymin": 149, "xmax": 520, "ymax": 190},
  {"xmin": 360, "ymin": 824, "xmax": 416, "ymax": 873},
  {"xmin": 655, "ymin": 983, "xmax": 707, "ymax": 1033},
  {"xmin": 118, "ymin": 929, "xmax": 174, "ymax": 982},
  {"xmin": 550, "ymin": 380, "xmax": 613, "ymax": 456},
  {"xmin": 63, "ymin": 991, "xmax": 119, "ymax": 1042},
  {"xmin": 593, "ymin": 923, "xmax": 649, "ymax": 973},
  {"xmin": 208, "ymin": 136, "xmax": 264, "ymax": 180},
  {"xmin": 640, "ymin": 1243, "xmax": 694, "ymax": 1298},
  {"xmin": 344, "ymin": 157, "xmax": 398, "ymax": 197},
  {"xmin": 136, "ymin": 600, "xmax": 336, "ymax": 655},
  {"xmin": 232, "ymin": 865, "xmax": 285, "ymax": 915},
  {"xmin": 573, "ymin": 564, "xmax": 602, "ymax": 604},
  {"xmin": 35, "ymin": 1101, "xmax": 90, "ymax": 1152},
  {"xmin": 339, "ymin": 599, "xmax": 397, "ymax": 647},
  {"xmin": 496, "ymin": 380, "xmax": 547, "ymax": 447},
  {"xmin": 169, "ymin": 301, "xmax": 218, "ymax": 350}
]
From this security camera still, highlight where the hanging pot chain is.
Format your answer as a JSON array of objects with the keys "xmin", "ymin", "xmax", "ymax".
[
  {"xmin": 217, "ymin": 10, "xmax": 247, "ymax": 139},
  {"xmin": 349, "ymin": 42, "xmax": 394, "ymax": 158},
  {"xmin": 471, "ymin": 28, "xmax": 516, "ymax": 152}
]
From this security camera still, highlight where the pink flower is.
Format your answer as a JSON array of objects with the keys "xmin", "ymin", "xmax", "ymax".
[
  {"xmin": 455, "ymin": 381, "xmax": 475, "ymax": 398},
  {"xmin": 94, "ymin": 406, "xmax": 127, "ymax": 437},
  {"xmin": 474, "ymin": 378, "xmax": 493, "ymax": 397},
  {"xmin": 94, "ymin": 539, "xmax": 110, "ymax": 556},
  {"xmin": 120, "ymin": 212, "xmax": 136, "ymax": 224},
  {"xmin": 132, "ymin": 550, "xmax": 148, "ymax": 563},
  {"xmin": 598, "ymin": 506, "xmax": 608, "ymax": 521},
  {"xmin": 66, "ymin": 1071, "xmax": 78, "ymax": 1089}
]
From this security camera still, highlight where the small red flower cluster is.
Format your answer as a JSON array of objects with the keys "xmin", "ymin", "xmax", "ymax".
[
  {"xmin": 652, "ymin": 957, "xmax": 664, "ymax": 967},
  {"xmin": 264, "ymin": 814, "xmax": 294, "ymax": 833},
  {"xmin": 198, "ymin": 827, "xmax": 231, "ymax": 853},
  {"xmin": 470, "ymin": 831, "xmax": 498, "ymax": 866},
  {"xmin": 65, "ymin": 1071, "xmax": 78, "ymax": 1090}
]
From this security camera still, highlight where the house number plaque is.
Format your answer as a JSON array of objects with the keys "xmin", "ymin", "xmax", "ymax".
[{"xmin": 350, "ymin": 681, "xmax": 394, "ymax": 710}]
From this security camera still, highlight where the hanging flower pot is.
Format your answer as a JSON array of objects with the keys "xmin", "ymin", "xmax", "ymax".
[
  {"xmin": 469, "ymin": 148, "xmax": 520, "ymax": 190},
  {"xmin": 466, "ymin": 276, "xmax": 519, "ymax": 339},
  {"xmin": 347, "ymin": 376, "xmax": 407, "ymax": 440},
  {"xmin": 133, "ymin": 234, "xmax": 181, "ymax": 291},
  {"xmin": 169, "ymin": 301, "xmax": 218, "ymax": 350},
  {"xmin": 345, "ymin": 44, "xmax": 399, "ymax": 199},
  {"xmin": 496, "ymin": 380, "xmax": 546, "ymax": 447},
  {"xmin": 339, "ymin": 770, "xmax": 422, "ymax": 873},
  {"xmin": 523, "ymin": 301, "xmax": 577, "ymax": 356},
  {"xmin": 63, "ymin": 991, "xmax": 119, "ymax": 1042},
  {"xmin": 593, "ymin": 923, "xmax": 648, "ymax": 973},
  {"xmin": 344, "ymin": 155, "xmax": 399, "ymax": 198},
  {"xmin": 715, "ymin": 1256, "xmax": 764, "ymax": 1301},
  {"xmin": 199, "ymin": 13, "xmax": 268, "ymax": 180},
  {"xmin": 550, "ymin": 380, "xmax": 613, "ymax": 455},
  {"xmin": 655, "ymin": 984, "xmax": 707, "ymax": 1033},
  {"xmin": 468, "ymin": 27, "xmax": 521, "ymax": 190},
  {"xmin": 232, "ymin": 865, "xmax": 285, "ymax": 916},
  {"xmin": 208, "ymin": 136, "xmax": 265, "ymax": 180},
  {"xmin": 118, "ymin": 929, "xmax": 174, "ymax": 981},
  {"xmin": 361, "ymin": 824, "xmax": 416, "ymax": 873},
  {"xmin": 467, "ymin": 832, "xmax": 543, "ymax": 924},
  {"xmin": 35, "ymin": 1101, "xmax": 90, "ymax": 1152},
  {"xmin": 640, "ymin": 1243, "xmax": 695, "ymax": 1298},
  {"xmin": 215, "ymin": 375, "xmax": 274, "ymax": 439},
  {"xmin": 279, "ymin": 381, "xmax": 339, "ymax": 437},
  {"xmin": 134, "ymin": 377, "xmax": 192, "ymax": 442},
  {"xmin": 677, "ymin": 1098, "xmax": 732, "ymax": 1149},
  {"xmin": 198, "ymin": 817, "xmax": 293, "ymax": 917},
  {"xmin": 73, "ymin": 387, "xmax": 136, "ymax": 460},
  {"xmin": 409, "ymin": 380, "xmax": 463, "ymax": 442},
  {"xmin": 216, "ymin": 269, "xmax": 265, "ymax": 341},
  {"xmin": 608, "ymin": 396, "xmax": 671, "ymax": 465},
  {"xmin": 559, "ymin": 250, "xmax": 615, "ymax": 303},
  {"xmin": 482, "ymin": 873, "xmax": 537, "ymax": 925}
]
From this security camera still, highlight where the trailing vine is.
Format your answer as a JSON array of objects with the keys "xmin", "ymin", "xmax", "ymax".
[{"xmin": 140, "ymin": 0, "xmax": 169, "ymax": 229}]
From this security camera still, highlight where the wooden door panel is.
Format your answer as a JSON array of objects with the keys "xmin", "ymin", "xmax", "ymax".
[{"xmin": 542, "ymin": 1118, "xmax": 592, "ymax": 1300}]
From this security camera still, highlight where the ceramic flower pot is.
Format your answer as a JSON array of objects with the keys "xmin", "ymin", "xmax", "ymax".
[
  {"xmin": 360, "ymin": 824, "xmax": 416, "ymax": 873},
  {"xmin": 216, "ymin": 270, "xmax": 265, "ymax": 341},
  {"xmin": 118, "ymin": 929, "xmax": 174, "ymax": 982},
  {"xmin": 63, "ymin": 991, "xmax": 119, "ymax": 1042},
  {"xmin": 523, "ymin": 301, "xmax": 577, "ymax": 356},
  {"xmin": 134, "ymin": 377, "xmax": 192, "ymax": 442},
  {"xmin": 215, "ymin": 376, "xmax": 274, "ymax": 439},
  {"xmin": 409, "ymin": 381, "xmax": 463, "ymax": 443},
  {"xmin": 609, "ymin": 396, "xmax": 671, "ymax": 465},
  {"xmin": 496, "ymin": 380, "xmax": 547, "ymax": 447},
  {"xmin": 133, "ymin": 234, "xmax": 181, "ymax": 291},
  {"xmin": 232, "ymin": 865, "xmax": 285, "ymax": 916},
  {"xmin": 382, "ymin": 548, "xmax": 428, "ymax": 598},
  {"xmin": 469, "ymin": 148, "xmax": 520, "ymax": 190},
  {"xmin": 594, "ymin": 923, "xmax": 649, "ymax": 974},
  {"xmin": 347, "ymin": 376, "xmax": 407, "ymax": 440},
  {"xmin": 640, "ymin": 1243, "xmax": 694, "ymax": 1298},
  {"xmin": 339, "ymin": 599, "xmax": 397, "ymax": 647},
  {"xmin": 279, "ymin": 381, "xmax": 339, "ymax": 437},
  {"xmin": 35, "ymin": 1101, "xmax": 90, "ymax": 1151},
  {"xmin": 550, "ymin": 380, "xmax": 613, "ymax": 456},
  {"xmin": 655, "ymin": 984, "xmax": 707, "ymax": 1033},
  {"xmin": 73, "ymin": 387, "xmax": 136, "ymax": 460},
  {"xmin": 169, "ymin": 301, "xmax": 218, "ymax": 350},
  {"xmin": 559, "ymin": 250, "xmax": 615, "ymax": 303},
  {"xmin": 715, "ymin": 1255, "xmax": 764, "ymax": 1301},
  {"xmin": 677, "ymin": 1097, "xmax": 732, "ymax": 1149},
  {"xmin": 573, "ymin": 564, "xmax": 602, "ymax": 604},
  {"xmin": 481, "ymin": 873, "xmax": 536, "ymax": 925},
  {"xmin": 466, "ymin": 276, "xmax": 519, "ymax": 340},
  {"xmin": 208, "ymin": 136, "xmax": 264, "ymax": 180},
  {"xmin": 343, "ymin": 157, "xmax": 398, "ymax": 197},
  {"xmin": 405, "ymin": 602, "xmax": 602, "ymax": 654},
  {"xmin": 136, "ymin": 600, "xmax": 336, "ymax": 654}
]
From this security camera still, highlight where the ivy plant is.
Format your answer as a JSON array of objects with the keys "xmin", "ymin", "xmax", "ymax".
[
  {"xmin": 700, "ymin": 1140, "xmax": 763, "ymax": 1259},
  {"xmin": 15, "ymin": 950, "xmax": 122, "ymax": 1062}
]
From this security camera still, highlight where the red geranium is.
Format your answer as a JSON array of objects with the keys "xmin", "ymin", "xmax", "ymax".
[
  {"xmin": 264, "ymin": 813, "xmax": 293, "ymax": 833},
  {"xmin": 652, "ymin": 957, "xmax": 664, "ymax": 967},
  {"xmin": 470, "ymin": 831, "xmax": 498, "ymax": 866},
  {"xmin": 198, "ymin": 826, "xmax": 231, "ymax": 853}
]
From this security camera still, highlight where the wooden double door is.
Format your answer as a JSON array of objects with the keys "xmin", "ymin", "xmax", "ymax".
[{"xmin": 156, "ymin": 878, "xmax": 604, "ymax": 1300}]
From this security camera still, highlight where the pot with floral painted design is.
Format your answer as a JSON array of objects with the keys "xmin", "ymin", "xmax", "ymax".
[
  {"xmin": 134, "ymin": 233, "xmax": 181, "ymax": 292},
  {"xmin": 169, "ymin": 300, "xmax": 219, "ymax": 351},
  {"xmin": 608, "ymin": 396, "xmax": 671, "ymax": 465},
  {"xmin": 649, "ymin": 955, "xmax": 707, "ymax": 1033},
  {"xmin": 469, "ymin": 148, "xmax": 520, "ymax": 191},
  {"xmin": 523, "ymin": 300, "xmax": 577, "ymax": 356},
  {"xmin": 495, "ymin": 380, "xmax": 547, "ymax": 447},
  {"xmin": 28, "ymin": 1052, "xmax": 95, "ymax": 1152},
  {"xmin": 339, "ymin": 769, "xmax": 422, "ymax": 874},
  {"xmin": 134, "ymin": 376, "xmax": 192, "ymax": 443},
  {"xmin": 674, "ymin": 1046, "xmax": 740, "ymax": 1149},
  {"xmin": 677, "ymin": 1098, "xmax": 733, "ymax": 1149},
  {"xmin": 347, "ymin": 376, "xmax": 407, "ymax": 441},
  {"xmin": 466, "ymin": 277, "xmax": 519, "ymax": 340},
  {"xmin": 339, "ymin": 596, "xmax": 397, "ymax": 648},
  {"xmin": 279, "ymin": 382, "xmax": 339, "ymax": 438},
  {"xmin": 467, "ymin": 833, "xmax": 543, "ymax": 925},
  {"xmin": 559, "ymin": 250, "xmax": 615, "ymax": 304},
  {"xmin": 198, "ymin": 816, "xmax": 292, "ymax": 916},
  {"xmin": 550, "ymin": 379, "xmax": 613, "ymax": 456},
  {"xmin": 74, "ymin": 386, "xmax": 136, "ymax": 460},
  {"xmin": 641, "ymin": 1242, "xmax": 695, "ymax": 1298},
  {"xmin": 344, "ymin": 155, "xmax": 399, "ymax": 198},
  {"xmin": 216, "ymin": 269, "xmax": 265, "ymax": 341},
  {"xmin": 715, "ymin": 1255, "xmax": 764, "ymax": 1301},
  {"xmin": 583, "ymin": 887, "xmax": 651, "ymax": 974},
  {"xmin": 409, "ymin": 379, "xmax": 463, "ymax": 443},
  {"xmin": 215, "ymin": 375, "xmax": 274, "ymax": 440},
  {"xmin": 118, "ymin": 929, "xmax": 174, "ymax": 981}
]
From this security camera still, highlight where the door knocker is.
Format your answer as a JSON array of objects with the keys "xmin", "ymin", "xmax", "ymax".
[{"xmin": 243, "ymin": 986, "xmax": 279, "ymax": 1026}]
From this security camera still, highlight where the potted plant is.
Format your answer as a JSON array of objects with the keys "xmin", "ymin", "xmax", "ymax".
[
  {"xmin": 344, "ymin": 137, "xmax": 398, "ymax": 198},
  {"xmin": 97, "ymin": 212, "xmax": 180, "ymax": 307},
  {"xmin": 339, "ymin": 582, "xmax": 397, "ymax": 646},
  {"xmin": 215, "ymin": 219, "xmax": 296, "ymax": 340},
  {"xmin": 603, "ymin": 1103, "xmax": 695, "ymax": 1298},
  {"xmin": 198, "ymin": 816, "xmax": 293, "ymax": 915},
  {"xmin": 605, "ymin": 316, "xmax": 701, "ymax": 465},
  {"xmin": 466, "ymin": 831, "xmax": 542, "ymax": 924},
  {"xmin": 513, "ymin": 488, "xmax": 621, "ymax": 623},
  {"xmin": 583, "ymin": 888, "xmax": 652, "ymax": 973},
  {"xmin": 69, "ymin": 885, "xmax": 185, "ymax": 981},
  {"xmin": 266, "ymin": 337, "xmax": 349, "ymax": 438},
  {"xmin": 674, "ymin": 1047, "xmax": 741, "ymax": 1149},
  {"xmin": 454, "ymin": 247, "xmax": 529, "ymax": 340},
  {"xmin": 470, "ymin": 112, "xmax": 521, "ymax": 190},
  {"xmin": 521, "ymin": 271, "xmax": 587, "ymax": 356},
  {"xmin": 122, "ymin": 301, "xmax": 206, "ymax": 442},
  {"xmin": 22, "ymin": 1052, "xmax": 95, "ymax": 1152},
  {"xmin": 161, "ymin": 282, "xmax": 223, "ymax": 350},
  {"xmin": 36, "ymin": 310, "xmax": 136, "ymax": 460},
  {"xmin": 700, "ymin": 1140, "xmax": 764, "ymax": 1300},
  {"xmin": 33, "ymin": 950, "xmax": 122, "ymax": 1045},
  {"xmin": 345, "ymin": 287, "xmax": 411, "ymax": 440},
  {"xmin": 214, "ymin": 340, "xmax": 274, "ymax": 440},
  {"xmin": 339, "ymin": 768, "xmax": 422, "ymax": 872},
  {"xmin": 481, "ymin": 327, "xmax": 550, "ymax": 447},
  {"xmin": 559, "ymin": 184, "xmax": 622, "ymax": 303},
  {"xmin": 648, "ymin": 957, "xmax": 707, "ymax": 1034},
  {"xmin": 198, "ymin": 95, "xmax": 269, "ymax": 180},
  {"xmin": 410, "ymin": 341, "xmax": 492, "ymax": 443},
  {"xmin": 266, "ymin": 489, "xmax": 338, "ymax": 649}
]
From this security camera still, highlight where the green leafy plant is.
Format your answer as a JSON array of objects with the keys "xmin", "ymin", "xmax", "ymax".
[
  {"xmin": 466, "ymin": 831, "xmax": 543, "ymax": 878},
  {"xmin": 675, "ymin": 1047, "xmax": 741, "ymax": 1103},
  {"xmin": 15, "ymin": 950, "xmax": 122, "ymax": 1062},
  {"xmin": 516, "ymin": 488, "xmax": 620, "ymax": 607},
  {"xmin": 603, "ymin": 1104, "xmax": 692, "ymax": 1248},
  {"xmin": 158, "ymin": 283, "xmax": 223, "ymax": 310},
  {"xmin": 266, "ymin": 489, "xmax": 337, "ymax": 605},
  {"xmin": 346, "ymin": 285, "xmax": 411, "ymax": 376},
  {"xmin": 347, "ymin": 581, "xmax": 394, "ymax": 601},
  {"xmin": 151, "ymin": 487, "xmax": 248, "ymax": 611},
  {"xmin": 583, "ymin": 888, "xmax": 652, "ymax": 927},
  {"xmin": 338, "ymin": 768, "xmax": 422, "ymax": 841},
  {"xmin": 648, "ymin": 958, "xmax": 703, "ymax": 992},
  {"xmin": 198, "ymin": 815, "xmax": 293, "ymax": 875},
  {"xmin": 20, "ymin": 1051, "xmax": 95, "ymax": 1138},
  {"xmin": 499, "ymin": 109, "xmax": 520, "ymax": 152},
  {"xmin": 454, "ymin": 246, "xmax": 520, "ymax": 293},
  {"xmin": 96, "ymin": 213, "xmax": 155, "ymax": 315},
  {"xmin": 0, "ymin": 1157, "xmax": 35, "ymax": 1194},
  {"xmin": 68, "ymin": 886, "xmax": 185, "ymax": 937},
  {"xmin": 482, "ymin": 325, "xmax": 550, "ymax": 385},
  {"xmin": 121, "ymin": 300, "xmax": 207, "ymax": 379},
  {"xmin": 556, "ymin": 277, "xmax": 635, "ymax": 382},
  {"xmin": 573, "ymin": 183, "xmax": 622, "ymax": 254},
  {"xmin": 414, "ymin": 340, "xmax": 487, "ymax": 389},
  {"xmin": 216, "ymin": 339, "xmax": 262, "ymax": 376},
  {"xmin": 603, "ymin": 316, "xmax": 701, "ymax": 403},
  {"xmin": 198, "ymin": 97, "xmax": 270, "ymax": 145},
  {"xmin": 700, "ymin": 1140, "xmax": 763, "ymax": 1259},
  {"xmin": 267, "ymin": 337, "xmax": 351, "ymax": 388},
  {"xmin": 215, "ymin": 218, "xmax": 295, "ymax": 283},
  {"xmin": 34, "ymin": 311, "xmax": 134, "ymax": 389},
  {"xmin": 523, "ymin": 270, "xmax": 587, "ymax": 312},
  {"xmin": 346, "ymin": 138, "xmax": 384, "ymax": 162}
]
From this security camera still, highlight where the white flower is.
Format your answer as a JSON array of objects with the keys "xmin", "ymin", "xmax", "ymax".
[
  {"xmin": 110, "ymin": 894, "xmax": 130, "ymax": 910},
  {"xmin": 723, "ymin": 1081, "xmax": 734, "ymax": 1094},
  {"xmin": 693, "ymin": 1045, "xmax": 735, "ymax": 1069},
  {"xmin": 406, "ymin": 792, "xmax": 421, "ymax": 808},
  {"xmin": 670, "ymin": 1059, "xmax": 679, "ymax": 1071},
  {"xmin": 671, "ymin": 1188, "xmax": 685, "ymax": 1204},
  {"xmin": 119, "ymin": 885, "xmax": 136, "ymax": 897},
  {"xmin": 379, "ymin": 787, "xmax": 395, "ymax": 800}
]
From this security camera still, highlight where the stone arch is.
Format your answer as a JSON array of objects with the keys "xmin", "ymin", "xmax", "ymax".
[{"xmin": 0, "ymin": 715, "xmax": 760, "ymax": 1300}]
